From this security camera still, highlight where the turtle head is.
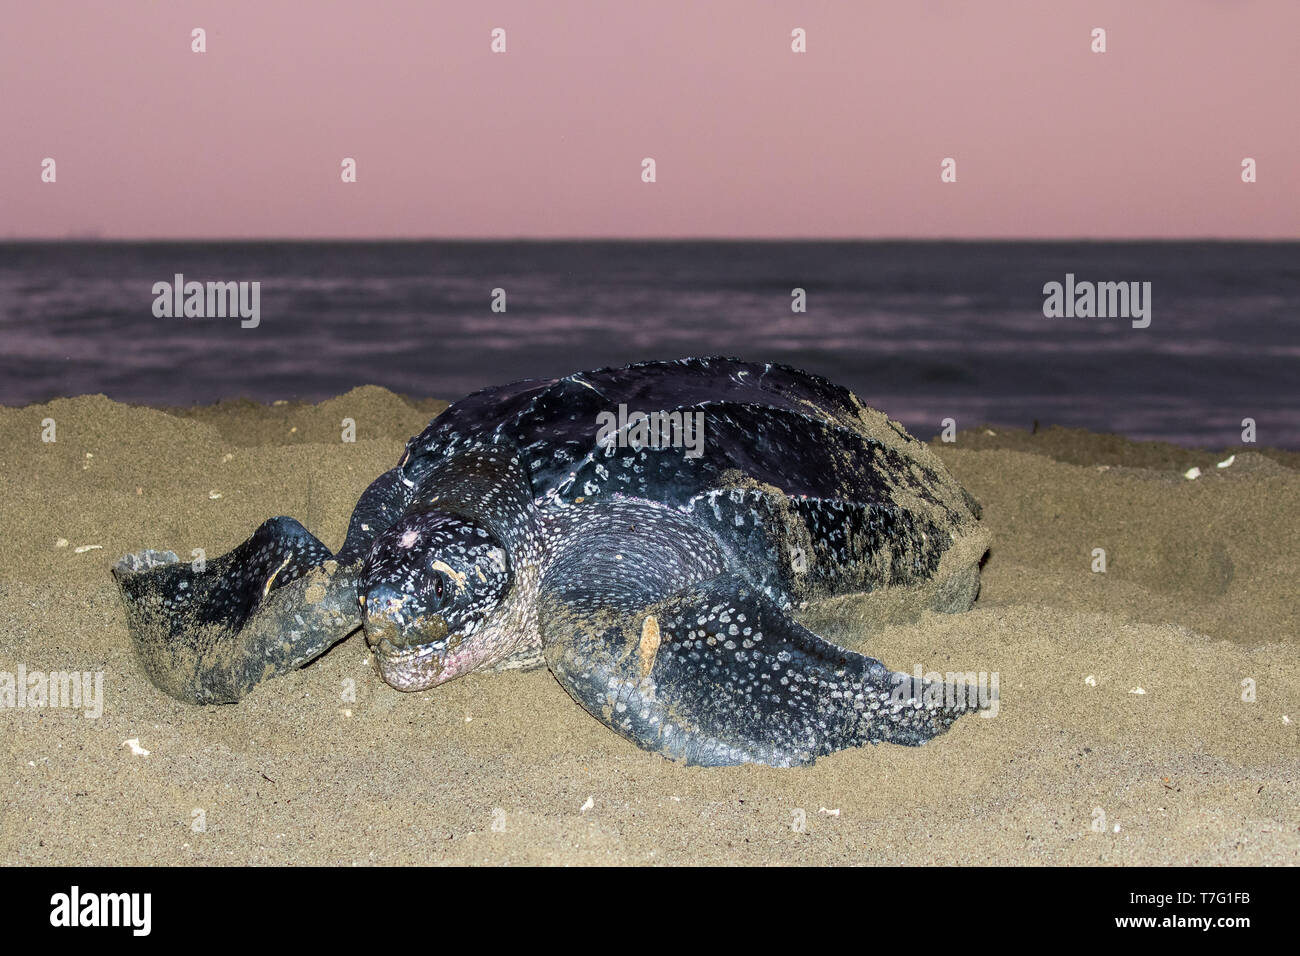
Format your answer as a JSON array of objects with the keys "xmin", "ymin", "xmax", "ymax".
[{"xmin": 361, "ymin": 511, "xmax": 511, "ymax": 691}]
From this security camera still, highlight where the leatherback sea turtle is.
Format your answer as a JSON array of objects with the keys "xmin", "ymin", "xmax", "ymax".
[{"xmin": 114, "ymin": 358, "xmax": 989, "ymax": 766}]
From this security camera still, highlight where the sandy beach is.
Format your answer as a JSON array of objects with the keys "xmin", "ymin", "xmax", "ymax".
[{"xmin": 1, "ymin": 388, "xmax": 1296, "ymax": 866}]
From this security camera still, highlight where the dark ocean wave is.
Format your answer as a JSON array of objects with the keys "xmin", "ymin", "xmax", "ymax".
[{"xmin": 1, "ymin": 240, "xmax": 1296, "ymax": 448}]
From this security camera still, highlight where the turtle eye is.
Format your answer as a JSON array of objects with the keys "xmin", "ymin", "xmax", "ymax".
[{"xmin": 432, "ymin": 574, "xmax": 445, "ymax": 600}]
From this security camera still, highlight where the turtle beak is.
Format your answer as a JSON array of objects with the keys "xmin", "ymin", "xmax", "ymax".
[
  {"xmin": 361, "ymin": 585, "xmax": 459, "ymax": 690},
  {"xmin": 361, "ymin": 584, "xmax": 448, "ymax": 650}
]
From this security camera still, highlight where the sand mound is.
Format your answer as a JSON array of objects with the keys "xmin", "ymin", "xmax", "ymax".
[{"xmin": 0, "ymin": 397, "xmax": 1295, "ymax": 864}]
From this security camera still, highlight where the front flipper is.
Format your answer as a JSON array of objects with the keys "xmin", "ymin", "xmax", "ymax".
[
  {"xmin": 540, "ymin": 572, "xmax": 979, "ymax": 767},
  {"xmin": 112, "ymin": 517, "xmax": 361, "ymax": 704}
]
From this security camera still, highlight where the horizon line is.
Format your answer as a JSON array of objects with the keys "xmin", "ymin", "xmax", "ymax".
[{"xmin": 4, "ymin": 235, "xmax": 1299, "ymax": 244}]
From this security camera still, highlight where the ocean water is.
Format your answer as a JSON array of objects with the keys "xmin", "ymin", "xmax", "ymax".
[{"xmin": 1, "ymin": 240, "xmax": 1296, "ymax": 448}]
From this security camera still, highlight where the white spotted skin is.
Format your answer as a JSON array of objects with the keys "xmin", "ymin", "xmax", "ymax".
[
  {"xmin": 115, "ymin": 360, "xmax": 983, "ymax": 758},
  {"xmin": 368, "ymin": 491, "xmax": 720, "ymax": 691},
  {"xmin": 315, "ymin": 359, "xmax": 983, "ymax": 763}
]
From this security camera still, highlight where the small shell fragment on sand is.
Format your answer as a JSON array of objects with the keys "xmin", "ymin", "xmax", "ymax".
[
  {"xmin": 1283, "ymin": 716, "xmax": 1292, "ymax": 725},
  {"xmin": 73, "ymin": 544, "xmax": 103, "ymax": 554},
  {"xmin": 208, "ymin": 491, "xmax": 222, "ymax": 499},
  {"xmin": 1183, "ymin": 467, "xmax": 1201, "ymax": 480},
  {"xmin": 580, "ymin": 796, "xmax": 594, "ymax": 813},
  {"xmin": 818, "ymin": 807, "xmax": 841, "ymax": 816},
  {"xmin": 1130, "ymin": 687, "xmax": 1147, "ymax": 695},
  {"xmin": 1217, "ymin": 455, "xmax": 1235, "ymax": 469},
  {"xmin": 55, "ymin": 538, "xmax": 68, "ymax": 549},
  {"xmin": 1085, "ymin": 675, "xmax": 1097, "ymax": 686},
  {"xmin": 123, "ymin": 738, "xmax": 150, "ymax": 757}
]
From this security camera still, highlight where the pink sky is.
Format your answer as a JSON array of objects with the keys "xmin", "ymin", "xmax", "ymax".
[{"xmin": 2, "ymin": 0, "xmax": 1296, "ymax": 239}]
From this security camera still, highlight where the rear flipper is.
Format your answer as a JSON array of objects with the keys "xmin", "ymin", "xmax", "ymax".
[
  {"xmin": 540, "ymin": 572, "xmax": 982, "ymax": 767},
  {"xmin": 112, "ymin": 517, "xmax": 362, "ymax": 704}
]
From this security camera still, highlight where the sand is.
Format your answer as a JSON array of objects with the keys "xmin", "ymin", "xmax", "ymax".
[{"xmin": 1, "ymin": 390, "xmax": 1296, "ymax": 865}]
